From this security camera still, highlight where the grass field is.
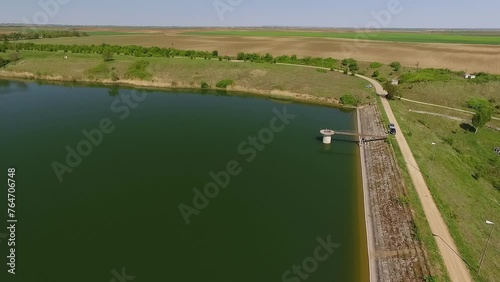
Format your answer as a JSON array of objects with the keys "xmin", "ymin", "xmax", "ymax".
[
  {"xmin": 182, "ymin": 30, "xmax": 500, "ymax": 45},
  {"xmin": 399, "ymin": 79, "xmax": 500, "ymax": 118},
  {"xmin": 1, "ymin": 50, "xmax": 372, "ymax": 104},
  {"xmin": 390, "ymin": 100, "xmax": 500, "ymax": 282}
]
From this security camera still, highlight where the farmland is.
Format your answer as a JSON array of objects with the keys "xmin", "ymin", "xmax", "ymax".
[
  {"xmin": 18, "ymin": 27, "xmax": 500, "ymax": 74},
  {"xmin": 182, "ymin": 30, "xmax": 500, "ymax": 45}
]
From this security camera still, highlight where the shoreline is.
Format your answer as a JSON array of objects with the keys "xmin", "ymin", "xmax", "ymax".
[{"xmin": 0, "ymin": 70, "xmax": 356, "ymax": 109}]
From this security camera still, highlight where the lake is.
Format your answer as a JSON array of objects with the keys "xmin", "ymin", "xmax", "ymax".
[{"xmin": 0, "ymin": 79, "xmax": 368, "ymax": 282}]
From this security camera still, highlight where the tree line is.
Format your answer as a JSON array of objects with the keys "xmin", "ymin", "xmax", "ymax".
[
  {"xmin": 0, "ymin": 30, "xmax": 88, "ymax": 41},
  {"xmin": 0, "ymin": 42, "xmax": 344, "ymax": 69},
  {"xmin": 0, "ymin": 42, "xmax": 222, "ymax": 60},
  {"xmin": 237, "ymin": 52, "xmax": 339, "ymax": 69}
]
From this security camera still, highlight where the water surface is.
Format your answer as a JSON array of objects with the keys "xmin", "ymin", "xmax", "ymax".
[{"xmin": 0, "ymin": 80, "xmax": 367, "ymax": 282}]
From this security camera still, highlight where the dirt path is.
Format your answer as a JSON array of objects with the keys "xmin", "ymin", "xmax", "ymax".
[
  {"xmin": 360, "ymin": 75, "xmax": 473, "ymax": 282},
  {"xmin": 401, "ymin": 98, "xmax": 500, "ymax": 121}
]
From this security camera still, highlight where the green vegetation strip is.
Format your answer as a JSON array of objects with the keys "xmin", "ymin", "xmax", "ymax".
[{"xmin": 182, "ymin": 31, "xmax": 500, "ymax": 45}]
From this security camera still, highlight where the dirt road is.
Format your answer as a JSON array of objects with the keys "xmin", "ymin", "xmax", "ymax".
[
  {"xmin": 401, "ymin": 98, "xmax": 500, "ymax": 121},
  {"xmin": 359, "ymin": 75, "xmax": 473, "ymax": 282}
]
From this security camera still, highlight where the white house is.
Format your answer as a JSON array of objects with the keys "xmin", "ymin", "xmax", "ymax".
[{"xmin": 464, "ymin": 73, "xmax": 476, "ymax": 79}]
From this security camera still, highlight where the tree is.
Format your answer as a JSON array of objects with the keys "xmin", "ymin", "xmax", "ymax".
[
  {"xmin": 102, "ymin": 48, "xmax": 113, "ymax": 61},
  {"xmin": 342, "ymin": 58, "xmax": 358, "ymax": 73},
  {"xmin": 390, "ymin": 61, "xmax": 401, "ymax": 71},
  {"xmin": 372, "ymin": 70, "xmax": 380, "ymax": 78},
  {"xmin": 212, "ymin": 50, "xmax": 218, "ymax": 57},
  {"xmin": 340, "ymin": 94, "xmax": 359, "ymax": 106},
  {"xmin": 384, "ymin": 80, "xmax": 400, "ymax": 100},
  {"xmin": 472, "ymin": 105, "xmax": 492, "ymax": 133}
]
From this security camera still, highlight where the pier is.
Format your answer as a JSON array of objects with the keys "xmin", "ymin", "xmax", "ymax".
[{"xmin": 320, "ymin": 129, "xmax": 388, "ymax": 145}]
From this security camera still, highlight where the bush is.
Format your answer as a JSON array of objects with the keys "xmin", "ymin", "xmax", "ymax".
[
  {"xmin": 372, "ymin": 70, "xmax": 380, "ymax": 78},
  {"xmin": 466, "ymin": 98, "xmax": 491, "ymax": 111},
  {"xmin": 110, "ymin": 72, "xmax": 119, "ymax": 81},
  {"xmin": 470, "ymin": 72, "xmax": 500, "ymax": 84},
  {"xmin": 0, "ymin": 56, "xmax": 10, "ymax": 67},
  {"xmin": 390, "ymin": 61, "xmax": 401, "ymax": 71},
  {"xmin": 216, "ymin": 79, "xmax": 234, "ymax": 89},
  {"xmin": 102, "ymin": 48, "xmax": 113, "ymax": 61},
  {"xmin": 9, "ymin": 52, "xmax": 20, "ymax": 62},
  {"xmin": 369, "ymin": 62, "xmax": 383, "ymax": 69},
  {"xmin": 424, "ymin": 275, "xmax": 437, "ymax": 282},
  {"xmin": 443, "ymin": 137, "xmax": 454, "ymax": 146},
  {"xmin": 200, "ymin": 81, "xmax": 210, "ymax": 89},
  {"xmin": 340, "ymin": 94, "xmax": 359, "ymax": 106}
]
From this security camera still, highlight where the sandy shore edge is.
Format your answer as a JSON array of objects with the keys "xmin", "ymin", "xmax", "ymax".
[{"xmin": 0, "ymin": 70, "xmax": 350, "ymax": 108}]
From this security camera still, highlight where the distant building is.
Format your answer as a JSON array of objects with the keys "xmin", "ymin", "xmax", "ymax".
[{"xmin": 464, "ymin": 73, "xmax": 476, "ymax": 79}]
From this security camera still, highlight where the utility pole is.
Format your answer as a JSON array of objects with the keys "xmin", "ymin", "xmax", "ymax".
[{"xmin": 478, "ymin": 220, "xmax": 495, "ymax": 275}]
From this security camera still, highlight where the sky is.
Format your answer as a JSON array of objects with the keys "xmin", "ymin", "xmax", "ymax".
[{"xmin": 2, "ymin": 0, "xmax": 500, "ymax": 29}]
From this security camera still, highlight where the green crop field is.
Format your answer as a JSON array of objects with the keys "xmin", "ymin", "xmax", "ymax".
[{"xmin": 182, "ymin": 30, "xmax": 500, "ymax": 45}]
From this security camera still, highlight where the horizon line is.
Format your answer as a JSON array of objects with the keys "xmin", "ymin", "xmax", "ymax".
[{"xmin": 1, "ymin": 23, "xmax": 500, "ymax": 31}]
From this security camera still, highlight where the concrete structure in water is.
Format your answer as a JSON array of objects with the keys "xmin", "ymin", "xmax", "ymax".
[
  {"xmin": 320, "ymin": 129, "xmax": 335, "ymax": 144},
  {"xmin": 320, "ymin": 128, "xmax": 388, "ymax": 145}
]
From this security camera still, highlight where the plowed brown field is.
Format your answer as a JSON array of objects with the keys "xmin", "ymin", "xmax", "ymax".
[{"xmin": 28, "ymin": 28, "xmax": 500, "ymax": 74}]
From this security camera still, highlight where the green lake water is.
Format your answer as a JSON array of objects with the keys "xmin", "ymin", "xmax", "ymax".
[{"xmin": 0, "ymin": 80, "xmax": 368, "ymax": 282}]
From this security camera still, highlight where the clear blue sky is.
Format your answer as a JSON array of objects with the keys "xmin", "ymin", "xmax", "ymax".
[{"xmin": 3, "ymin": 0, "xmax": 500, "ymax": 28}]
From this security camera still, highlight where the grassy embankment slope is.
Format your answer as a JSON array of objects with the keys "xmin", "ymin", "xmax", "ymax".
[
  {"xmin": 183, "ymin": 30, "xmax": 500, "ymax": 45},
  {"xmin": 0, "ymin": 50, "xmax": 372, "ymax": 105},
  {"xmin": 383, "ymin": 71, "xmax": 500, "ymax": 282}
]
